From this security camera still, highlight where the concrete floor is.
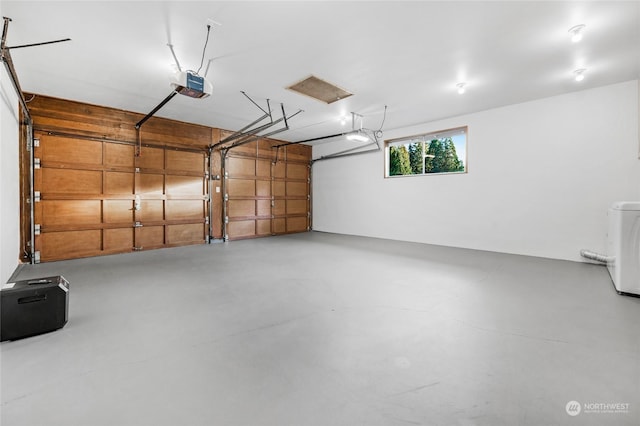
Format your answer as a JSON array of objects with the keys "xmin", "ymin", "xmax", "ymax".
[{"xmin": 1, "ymin": 232, "xmax": 639, "ymax": 426}]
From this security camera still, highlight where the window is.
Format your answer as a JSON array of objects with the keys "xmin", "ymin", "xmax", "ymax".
[{"xmin": 385, "ymin": 127, "xmax": 467, "ymax": 177}]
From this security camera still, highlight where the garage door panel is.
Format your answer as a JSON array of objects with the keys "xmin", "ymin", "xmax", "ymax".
[
  {"xmin": 273, "ymin": 182, "xmax": 285, "ymax": 197},
  {"xmin": 136, "ymin": 226, "xmax": 164, "ymax": 248},
  {"xmin": 273, "ymin": 200, "xmax": 285, "ymax": 216},
  {"xmin": 287, "ymin": 163, "xmax": 308, "ymax": 180},
  {"xmin": 273, "ymin": 162, "xmax": 286, "ymax": 178},
  {"xmin": 136, "ymin": 174, "xmax": 163, "ymax": 195},
  {"xmin": 256, "ymin": 181, "xmax": 270, "ymax": 197},
  {"xmin": 166, "ymin": 151, "xmax": 204, "ymax": 173},
  {"xmin": 286, "ymin": 181, "xmax": 308, "ymax": 197},
  {"xmin": 105, "ymin": 172, "xmax": 134, "ymax": 195},
  {"xmin": 104, "ymin": 200, "xmax": 134, "ymax": 223},
  {"xmin": 167, "ymin": 223, "xmax": 204, "ymax": 244},
  {"xmin": 228, "ymin": 220, "xmax": 255, "ymax": 238},
  {"xmin": 104, "ymin": 228, "xmax": 133, "ymax": 251},
  {"xmin": 166, "ymin": 175, "xmax": 202, "ymax": 196},
  {"xmin": 137, "ymin": 147, "xmax": 164, "ymax": 169},
  {"xmin": 105, "ymin": 144, "xmax": 134, "ymax": 167},
  {"xmin": 272, "ymin": 218, "xmax": 286, "ymax": 234},
  {"xmin": 139, "ymin": 200, "xmax": 164, "ymax": 222},
  {"xmin": 256, "ymin": 219, "xmax": 271, "ymax": 236},
  {"xmin": 286, "ymin": 145, "xmax": 312, "ymax": 162},
  {"xmin": 41, "ymin": 136, "xmax": 102, "ymax": 165},
  {"xmin": 227, "ymin": 157, "xmax": 255, "ymax": 176},
  {"xmin": 256, "ymin": 160, "xmax": 270, "ymax": 177},
  {"xmin": 227, "ymin": 179, "xmax": 255, "ymax": 197},
  {"xmin": 287, "ymin": 217, "xmax": 308, "ymax": 233},
  {"xmin": 287, "ymin": 200, "xmax": 308, "ymax": 215},
  {"xmin": 41, "ymin": 200, "xmax": 101, "ymax": 226},
  {"xmin": 256, "ymin": 200, "xmax": 271, "ymax": 217},
  {"xmin": 40, "ymin": 230, "xmax": 101, "ymax": 261},
  {"xmin": 166, "ymin": 200, "xmax": 204, "ymax": 220},
  {"xmin": 41, "ymin": 169, "xmax": 102, "ymax": 194},
  {"xmin": 228, "ymin": 200, "xmax": 255, "ymax": 217}
]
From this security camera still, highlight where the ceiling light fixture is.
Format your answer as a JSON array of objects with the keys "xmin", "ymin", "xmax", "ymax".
[
  {"xmin": 574, "ymin": 68, "xmax": 586, "ymax": 82},
  {"xmin": 568, "ymin": 24, "xmax": 586, "ymax": 43},
  {"xmin": 456, "ymin": 82, "xmax": 466, "ymax": 94},
  {"xmin": 346, "ymin": 131, "xmax": 370, "ymax": 143},
  {"xmin": 345, "ymin": 112, "xmax": 370, "ymax": 142}
]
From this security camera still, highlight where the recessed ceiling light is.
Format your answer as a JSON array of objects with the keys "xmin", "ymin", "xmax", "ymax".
[
  {"xmin": 456, "ymin": 82, "xmax": 466, "ymax": 94},
  {"xmin": 574, "ymin": 68, "xmax": 586, "ymax": 82},
  {"xmin": 568, "ymin": 24, "xmax": 586, "ymax": 43}
]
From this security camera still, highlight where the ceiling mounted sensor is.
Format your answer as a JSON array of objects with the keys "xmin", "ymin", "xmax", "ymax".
[{"xmin": 287, "ymin": 75, "xmax": 353, "ymax": 104}]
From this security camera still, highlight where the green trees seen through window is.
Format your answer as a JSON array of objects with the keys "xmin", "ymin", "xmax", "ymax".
[{"xmin": 387, "ymin": 129, "xmax": 466, "ymax": 176}]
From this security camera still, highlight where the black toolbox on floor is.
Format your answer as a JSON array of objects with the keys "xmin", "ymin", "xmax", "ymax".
[{"xmin": 1, "ymin": 276, "xmax": 69, "ymax": 342}]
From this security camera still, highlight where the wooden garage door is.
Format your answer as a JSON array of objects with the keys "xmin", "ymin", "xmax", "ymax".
[
  {"xmin": 33, "ymin": 132, "xmax": 208, "ymax": 262},
  {"xmin": 224, "ymin": 141, "xmax": 310, "ymax": 240}
]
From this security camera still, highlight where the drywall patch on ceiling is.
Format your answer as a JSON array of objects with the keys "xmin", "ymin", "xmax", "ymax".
[{"xmin": 287, "ymin": 75, "xmax": 353, "ymax": 104}]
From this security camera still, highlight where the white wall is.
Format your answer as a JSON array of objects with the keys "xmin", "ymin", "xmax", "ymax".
[
  {"xmin": 1, "ymin": 59, "xmax": 22, "ymax": 283},
  {"xmin": 312, "ymin": 80, "xmax": 640, "ymax": 262}
]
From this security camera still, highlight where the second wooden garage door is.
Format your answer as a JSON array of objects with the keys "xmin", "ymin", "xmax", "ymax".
[
  {"xmin": 224, "ymin": 142, "xmax": 310, "ymax": 240},
  {"xmin": 33, "ymin": 132, "xmax": 208, "ymax": 262}
]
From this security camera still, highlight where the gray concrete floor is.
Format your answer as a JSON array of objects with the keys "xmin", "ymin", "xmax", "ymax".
[{"xmin": 1, "ymin": 232, "xmax": 639, "ymax": 426}]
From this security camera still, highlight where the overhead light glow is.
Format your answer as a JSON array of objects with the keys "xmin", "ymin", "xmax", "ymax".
[
  {"xmin": 456, "ymin": 82, "xmax": 466, "ymax": 94},
  {"xmin": 574, "ymin": 68, "xmax": 586, "ymax": 82},
  {"xmin": 569, "ymin": 24, "xmax": 586, "ymax": 43},
  {"xmin": 346, "ymin": 132, "xmax": 370, "ymax": 142}
]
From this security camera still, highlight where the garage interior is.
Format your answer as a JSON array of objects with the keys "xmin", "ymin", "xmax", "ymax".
[{"xmin": 1, "ymin": 1, "xmax": 640, "ymax": 426}]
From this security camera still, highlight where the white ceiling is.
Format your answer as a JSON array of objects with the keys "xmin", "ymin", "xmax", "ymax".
[{"xmin": 2, "ymin": 1, "xmax": 639, "ymax": 142}]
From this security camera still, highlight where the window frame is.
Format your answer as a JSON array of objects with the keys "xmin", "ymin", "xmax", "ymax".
[{"xmin": 384, "ymin": 126, "xmax": 468, "ymax": 178}]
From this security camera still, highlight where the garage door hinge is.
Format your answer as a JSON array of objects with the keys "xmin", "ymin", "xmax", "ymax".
[
  {"xmin": 205, "ymin": 216, "xmax": 209, "ymax": 225},
  {"xmin": 34, "ymin": 224, "xmax": 41, "ymax": 235},
  {"xmin": 224, "ymin": 194, "xmax": 229, "ymax": 202},
  {"xmin": 33, "ymin": 251, "xmax": 41, "ymax": 264},
  {"xmin": 27, "ymin": 138, "xmax": 39, "ymax": 151},
  {"xmin": 34, "ymin": 191, "xmax": 41, "ymax": 202},
  {"xmin": 34, "ymin": 158, "xmax": 41, "ymax": 169},
  {"xmin": 135, "ymin": 167, "xmax": 140, "ymax": 173},
  {"xmin": 133, "ymin": 246, "xmax": 143, "ymax": 251},
  {"xmin": 134, "ymin": 221, "xmax": 143, "ymax": 228},
  {"xmin": 224, "ymin": 216, "xmax": 229, "ymax": 224}
]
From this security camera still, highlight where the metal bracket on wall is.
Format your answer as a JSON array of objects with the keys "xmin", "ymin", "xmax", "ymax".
[
  {"xmin": 33, "ymin": 251, "xmax": 40, "ymax": 264},
  {"xmin": 34, "ymin": 224, "xmax": 41, "ymax": 235},
  {"xmin": 34, "ymin": 158, "xmax": 41, "ymax": 169},
  {"xmin": 33, "ymin": 191, "xmax": 41, "ymax": 202}
]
